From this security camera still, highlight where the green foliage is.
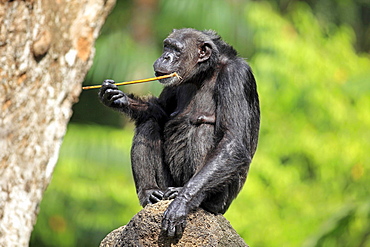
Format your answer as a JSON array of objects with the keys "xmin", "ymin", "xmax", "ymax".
[
  {"xmin": 225, "ymin": 2, "xmax": 370, "ymax": 247},
  {"xmin": 30, "ymin": 125, "xmax": 140, "ymax": 246},
  {"xmin": 154, "ymin": 0, "xmax": 255, "ymax": 57},
  {"xmin": 31, "ymin": 1, "xmax": 370, "ymax": 246}
]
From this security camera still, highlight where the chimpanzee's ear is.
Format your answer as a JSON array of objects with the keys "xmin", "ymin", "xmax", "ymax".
[{"xmin": 198, "ymin": 41, "xmax": 212, "ymax": 63}]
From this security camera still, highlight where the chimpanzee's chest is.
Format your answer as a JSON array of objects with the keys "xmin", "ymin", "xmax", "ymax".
[{"xmin": 163, "ymin": 84, "xmax": 216, "ymax": 186}]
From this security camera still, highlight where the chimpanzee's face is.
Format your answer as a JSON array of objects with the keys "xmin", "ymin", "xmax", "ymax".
[{"xmin": 153, "ymin": 30, "xmax": 212, "ymax": 87}]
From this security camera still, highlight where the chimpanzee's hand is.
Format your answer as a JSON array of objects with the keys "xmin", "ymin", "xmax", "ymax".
[
  {"xmin": 162, "ymin": 197, "xmax": 189, "ymax": 237},
  {"xmin": 163, "ymin": 187, "xmax": 183, "ymax": 200},
  {"xmin": 98, "ymin": 80, "xmax": 129, "ymax": 109}
]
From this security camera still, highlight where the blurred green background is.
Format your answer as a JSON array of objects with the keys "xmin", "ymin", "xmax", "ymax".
[{"xmin": 30, "ymin": 0, "xmax": 370, "ymax": 246}]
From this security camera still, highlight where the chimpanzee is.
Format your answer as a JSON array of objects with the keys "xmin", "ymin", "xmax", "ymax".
[{"xmin": 99, "ymin": 28, "xmax": 260, "ymax": 237}]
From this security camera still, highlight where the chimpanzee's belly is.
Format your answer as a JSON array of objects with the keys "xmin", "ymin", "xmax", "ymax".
[{"xmin": 163, "ymin": 117, "xmax": 215, "ymax": 186}]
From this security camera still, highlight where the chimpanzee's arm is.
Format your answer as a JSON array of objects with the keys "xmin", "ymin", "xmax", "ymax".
[
  {"xmin": 99, "ymin": 80, "xmax": 168, "ymax": 123},
  {"xmin": 162, "ymin": 62, "xmax": 260, "ymax": 237},
  {"xmin": 99, "ymin": 80, "xmax": 177, "ymax": 206}
]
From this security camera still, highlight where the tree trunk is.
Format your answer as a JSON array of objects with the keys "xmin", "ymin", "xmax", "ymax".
[{"xmin": 0, "ymin": 0, "xmax": 115, "ymax": 246}]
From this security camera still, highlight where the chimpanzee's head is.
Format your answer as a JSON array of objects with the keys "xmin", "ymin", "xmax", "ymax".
[{"xmin": 153, "ymin": 28, "xmax": 220, "ymax": 87}]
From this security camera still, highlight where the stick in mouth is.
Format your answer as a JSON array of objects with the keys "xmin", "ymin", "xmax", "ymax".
[{"xmin": 82, "ymin": 72, "xmax": 180, "ymax": 90}]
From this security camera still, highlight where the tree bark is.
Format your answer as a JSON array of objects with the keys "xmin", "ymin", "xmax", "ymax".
[{"xmin": 0, "ymin": 0, "xmax": 115, "ymax": 246}]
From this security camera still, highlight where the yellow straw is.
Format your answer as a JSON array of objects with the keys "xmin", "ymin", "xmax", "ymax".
[{"xmin": 82, "ymin": 72, "xmax": 180, "ymax": 90}]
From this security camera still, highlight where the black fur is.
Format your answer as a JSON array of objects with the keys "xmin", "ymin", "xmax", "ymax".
[{"xmin": 99, "ymin": 28, "xmax": 260, "ymax": 237}]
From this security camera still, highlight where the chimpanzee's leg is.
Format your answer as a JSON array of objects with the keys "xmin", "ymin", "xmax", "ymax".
[
  {"xmin": 131, "ymin": 118, "xmax": 173, "ymax": 206},
  {"xmin": 201, "ymin": 168, "xmax": 248, "ymax": 214}
]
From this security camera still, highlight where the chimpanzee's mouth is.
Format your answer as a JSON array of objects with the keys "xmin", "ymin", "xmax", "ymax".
[
  {"xmin": 154, "ymin": 71, "xmax": 181, "ymax": 87},
  {"xmin": 155, "ymin": 71, "xmax": 171, "ymax": 77}
]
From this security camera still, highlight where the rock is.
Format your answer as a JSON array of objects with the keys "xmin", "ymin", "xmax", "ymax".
[{"xmin": 100, "ymin": 200, "xmax": 248, "ymax": 247}]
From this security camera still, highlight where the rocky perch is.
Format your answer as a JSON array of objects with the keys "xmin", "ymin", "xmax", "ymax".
[{"xmin": 99, "ymin": 200, "xmax": 248, "ymax": 247}]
